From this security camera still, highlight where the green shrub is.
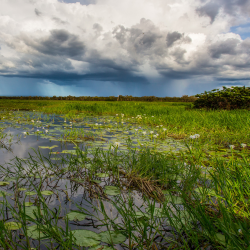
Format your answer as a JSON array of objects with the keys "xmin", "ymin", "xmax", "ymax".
[{"xmin": 192, "ymin": 86, "xmax": 250, "ymax": 110}]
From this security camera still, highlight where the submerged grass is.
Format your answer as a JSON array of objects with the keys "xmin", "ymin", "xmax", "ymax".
[{"xmin": 0, "ymin": 100, "xmax": 250, "ymax": 249}]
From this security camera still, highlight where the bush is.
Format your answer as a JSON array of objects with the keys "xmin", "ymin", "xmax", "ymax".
[{"xmin": 192, "ymin": 86, "xmax": 250, "ymax": 111}]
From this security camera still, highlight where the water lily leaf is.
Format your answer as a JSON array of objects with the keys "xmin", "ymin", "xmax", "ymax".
[
  {"xmin": 18, "ymin": 188, "xmax": 27, "ymax": 191},
  {"xmin": 27, "ymin": 225, "xmax": 50, "ymax": 240},
  {"xmin": 134, "ymin": 211, "xmax": 150, "ymax": 219},
  {"xmin": 24, "ymin": 202, "xmax": 33, "ymax": 207},
  {"xmin": 96, "ymin": 173, "xmax": 109, "ymax": 178},
  {"xmin": 5, "ymin": 222, "xmax": 22, "ymax": 231},
  {"xmin": 0, "ymin": 191, "xmax": 12, "ymax": 197},
  {"xmin": 99, "ymin": 230, "xmax": 126, "ymax": 244},
  {"xmin": 89, "ymin": 245, "xmax": 113, "ymax": 250},
  {"xmin": 25, "ymin": 191, "xmax": 37, "ymax": 196},
  {"xmin": 41, "ymin": 190, "xmax": 53, "ymax": 196},
  {"xmin": 72, "ymin": 229, "xmax": 101, "ymax": 247},
  {"xmin": 24, "ymin": 206, "xmax": 43, "ymax": 220},
  {"xmin": 0, "ymin": 182, "xmax": 9, "ymax": 186},
  {"xmin": 146, "ymin": 207, "xmax": 168, "ymax": 218},
  {"xmin": 91, "ymin": 180, "xmax": 101, "ymax": 184},
  {"xmin": 61, "ymin": 150, "xmax": 77, "ymax": 155},
  {"xmin": 104, "ymin": 186, "xmax": 121, "ymax": 196},
  {"xmin": 170, "ymin": 196, "xmax": 183, "ymax": 204},
  {"xmin": 4, "ymin": 177, "xmax": 16, "ymax": 182},
  {"xmin": 66, "ymin": 211, "xmax": 87, "ymax": 221}
]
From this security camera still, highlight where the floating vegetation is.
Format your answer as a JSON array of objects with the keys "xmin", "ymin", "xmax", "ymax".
[{"xmin": 0, "ymin": 102, "xmax": 249, "ymax": 249}]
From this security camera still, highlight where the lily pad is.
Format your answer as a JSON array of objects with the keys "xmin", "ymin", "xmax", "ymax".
[
  {"xmin": 104, "ymin": 186, "xmax": 121, "ymax": 196},
  {"xmin": 24, "ymin": 202, "xmax": 33, "ymax": 207},
  {"xmin": 66, "ymin": 211, "xmax": 87, "ymax": 221},
  {"xmin": 71, "ymin": 229, "xmax": 101, "ymax": 247},
  {"xmin": 99, "ymin": 231, "xmax": 126, "ymax": 244},
  {"xmin": 134, "ymin": 211, "xmax": 150, "ymax": 219},
  {"xmin": 25, "ymin": 191, "xmax": 37, "ymax": 196},
  {"xmin": 4, "ymin": 177, "xmax": 17, "ymax": 182},
  {"xmin": 24, "ymin": 206, "xmax": 43, "ymax": 220},
  {"xmin": 89, "ymin": 246, "xmax": 113, "ymax": 250},
  {"xmin": 27, "ymin": 225, "xmax": 50, "ymax": 240},
  {"xmin": 0, "ymin": 191, "xmax": 12, "ymax": 197},
  {"xmin": 96, "ymin": 173, "xmax": 109, "ymax": 178},
  {"xmin": 39, "ymin": 145, "xmax": 58, "ymax": 150},
  {"xmin": 0, "ymin": 182, "xmax": 10, "ymax": 186},
  {"xmin": 41, "ymin": 190, "xmax": 53, "ymax": 196},
  {"xmin": 91, "ymin": 180, "xmax": 102, "ymax": 184},
  {"xmin": 146, "ymin": 207, "xmax": 168, "ymax": 218},
  {"xmin": 5, "ymin": 222, "xmax": 22, "ymax": 230}
]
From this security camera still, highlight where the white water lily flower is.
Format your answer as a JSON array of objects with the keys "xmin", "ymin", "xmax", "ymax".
[
  {"xmin": 241, "ymin": 143, "xmax": 247, "ymax": 148},
  {"xmin": 121, "ymin": 114, "xmax": 124, "ymax": 117},
  {"xmin": 153, "ymin": 135, "xmax": 157, "ymax": 138},
  {"xmin": 95, "ymin": 123, "xmax": 99, "ymax": 126},
  {"xmin": 190, "ymin": 134, "xmax": 200, "ymax": 139},
  {"xmin": 160, "ymin": 125, "xmax": 163, "ymax": 127},
  {"xmin": 150, "ymin": 131, "xmax": 154, "ymax": 134},
  {"xmin": 152, "ymin": 116, "xmax": 154, "ymax": 117},
  {"xmin": 116, "ymin": 114, "xmax": 118, "ymax": 116},
  {"xmin": 23, "ymin": 132, "xmax": 27, "ymax": 135},
  {"xmin": 156, "ymin": 134, "xmax": 159, "ymax": 136},
  {"xmin": 132, "ymin": 117, "xmax": 134, "ymax": 118},
  {"xmin": 163, "ymin": 128, "xmax": 167, "ymax": 131},
  {"xmin": 45, "ymin": 130, "xmax": 48, "ymax": 133},
  {"xmin": 229, "ymin": 145, "xmax": 235, "ymax": 149},
  {"xmin": 37, "ymin": 129, "xmax": 39, "ymax": 131},
  {"xmin": 156, "ymin": 126, "xmax": 159, "ymax": 128},
  {"xmin": 135, "ymin": 129, "xmax": 138, "ymax": 131},
  {"xmin": 31, "ymin": 120, "xmax": 34, "ymax": 123},
  {"xmin": 143, "ymin": 131, "xmax": 146, "ymax": 135},
  {"xmin": 114, "ymin": 142, "xmax": 120, "ymax": 147}
]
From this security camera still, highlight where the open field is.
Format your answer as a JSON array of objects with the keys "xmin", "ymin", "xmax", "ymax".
[{"xmin": 0, "ymin": 100, "xmax": 249, "ymax": 249}]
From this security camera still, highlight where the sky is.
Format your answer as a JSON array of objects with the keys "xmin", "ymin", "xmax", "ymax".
[{"xmin": 0, "ymin": 0, "xmax": 250, "ymax": 97}]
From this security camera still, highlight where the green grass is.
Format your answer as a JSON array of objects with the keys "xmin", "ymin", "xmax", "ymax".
[{"xmin": 0, "ymin": 100, "xmax": 250, "ymax": 249}]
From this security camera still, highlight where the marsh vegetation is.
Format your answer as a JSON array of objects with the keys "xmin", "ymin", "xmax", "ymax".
[{"xmin": 0, "ymin": 94, "xmax": 249, "ymax": 249}]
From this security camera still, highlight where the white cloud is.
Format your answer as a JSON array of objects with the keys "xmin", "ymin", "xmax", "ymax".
[{"xmin": 0, "ymin": 0, "xmax": 250, "ymax": 87}]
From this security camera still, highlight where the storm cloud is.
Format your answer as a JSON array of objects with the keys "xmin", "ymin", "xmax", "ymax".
[{"xmin": 0, "ymin": 0, "xmax": 250, "ymax": 96}]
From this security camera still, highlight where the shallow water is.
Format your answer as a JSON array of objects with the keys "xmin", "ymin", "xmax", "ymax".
[{"xmin": 0, "ymin": 111, "xmax": 217, "ymax": 249}]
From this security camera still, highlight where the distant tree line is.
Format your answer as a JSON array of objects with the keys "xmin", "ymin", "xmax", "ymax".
[{"xmin": 0, "ymin": 95, "xmax": 198, "ymax": 102}]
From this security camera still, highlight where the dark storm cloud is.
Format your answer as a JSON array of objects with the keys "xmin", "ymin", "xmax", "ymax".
[
  {"xmin": 197, "ymin": 0, "xmax": 250, "ymax": 23},
  {"xmin": 23, "ymin": 29, "xmax": 85, "ymax": 58},
  {"xmin": 166, "ymin": 31, "xmax": 183, "ymax": 47},
  {"xmin": 209, "ymin": 38, "xmax": 240, "ymax": 58},
  {"xmin": 34, "ymin": 8, "xmax": 42, "ymax": 16},
  {"xmin": 2, "ymin": 70, "xmax": 148, "ymax": 85},
  {"xmin": 216, "ymin": 77, "xmax": 250, "ymax": 81}
]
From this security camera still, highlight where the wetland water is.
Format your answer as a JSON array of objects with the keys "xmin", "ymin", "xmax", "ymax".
[{"xmin": 0, "ymin": 111, "xmax": 215, "ymax": 249}]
